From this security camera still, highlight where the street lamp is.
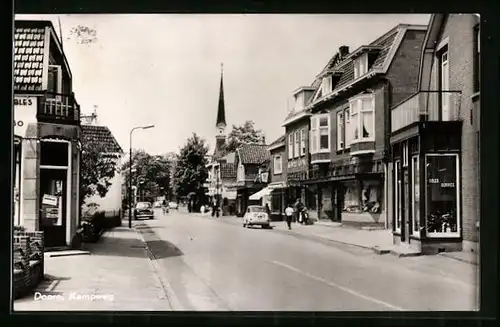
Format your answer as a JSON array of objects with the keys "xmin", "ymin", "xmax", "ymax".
[{"xmin": 129, "ymin": 124, "xmax": 155, "ymax": 228}]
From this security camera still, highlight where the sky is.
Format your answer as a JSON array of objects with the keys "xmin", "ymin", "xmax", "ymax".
[{"xmin": 17, "ymin": 14, "xmax": 430, "ymax": 155}]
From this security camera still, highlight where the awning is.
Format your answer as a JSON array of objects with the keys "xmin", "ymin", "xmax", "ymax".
[{"xmin": 249, "ymin": 187, "xmax": 272, "ymax": 200}]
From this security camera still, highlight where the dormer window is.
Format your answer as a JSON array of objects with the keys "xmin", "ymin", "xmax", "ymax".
[
  {"xmin": 353, "ymin": 54, "xmax": 368, "ymax": 79},
  {"xmin": 321, "ymin": 75, "xmax": 332, "ymax": 96}
]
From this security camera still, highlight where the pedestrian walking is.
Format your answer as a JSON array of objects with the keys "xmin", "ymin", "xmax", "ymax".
[
  {"xmin": 265, "ymin": 203, "xmax": 271, "ymax": 217},
  {"xmin": 284, "ymin": 203, "xmax": 294, "ymax": 230},
  {"xmin": 294, "ymin": 198, "xmax": 303, "ymax": 224}
]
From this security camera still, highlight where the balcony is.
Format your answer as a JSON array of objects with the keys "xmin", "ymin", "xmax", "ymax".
[
  {"xmin": 391, "ymin": 91, "xmax": 462, "ymax": 133},
  {"xmin": 38, "ymin": 92, "xmax": 81, "ymax": 125}
]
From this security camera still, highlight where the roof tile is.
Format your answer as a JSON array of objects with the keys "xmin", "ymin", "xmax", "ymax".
[
  {"xmin": 238, "ymin": 144, "xmax": 270, "ymax": 165},
  {"xmin": 81, "ymin": 125, "xmax": 123, "ymax": 154},
  {"xmin": 13, "ymin": 24, "xmax": 46, "ymax": 92}
]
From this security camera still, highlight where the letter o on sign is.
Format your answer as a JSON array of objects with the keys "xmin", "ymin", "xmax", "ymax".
[{"xmin": 13, "ymin": 120, "xmax": 24, "ymax": 127}]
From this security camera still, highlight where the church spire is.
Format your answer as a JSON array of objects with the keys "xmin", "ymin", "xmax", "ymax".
[{"xmin": 216, "ymin": 63, "xmax": 226, "ymax": 128}]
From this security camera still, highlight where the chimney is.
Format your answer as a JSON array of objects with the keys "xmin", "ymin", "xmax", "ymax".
[
  {"xmin": 339, "ymin": 46, "xmax": 349, "ymax": 58},
  {"xmin": 262, "ymin": 136, "xmax": 266, "ymax": 145}
]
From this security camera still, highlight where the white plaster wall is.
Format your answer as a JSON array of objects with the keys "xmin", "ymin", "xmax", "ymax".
[{"xmin": 84, "ymin": 172, "xmax": 123, "ymax": 213}]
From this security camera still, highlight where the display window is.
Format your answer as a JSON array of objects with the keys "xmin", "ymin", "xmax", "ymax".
[{"xmin": 425, "ymin": 154, "xmax": 460, "ymax": 237}]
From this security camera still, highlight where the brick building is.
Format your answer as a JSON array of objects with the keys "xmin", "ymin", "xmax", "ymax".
[
  {"xmin": 267, "ymin": 135, "xmax": 287, "ymax": 220},
  {"xmin": 282, "ymin": 87, "xmax": 315, "ymax": 218},
  {"xmin": 13, "ymin": 20, "xmax": 81, "ymax": 248},
  {"xmin": 290, "ymin": 24, "xmax": 427, "ymax": 227},
  {"xmin": 390, "ymin": 14, "xmax": 480, "ymax": 254}
]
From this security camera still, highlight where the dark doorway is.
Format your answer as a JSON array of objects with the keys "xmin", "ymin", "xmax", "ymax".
[{"xmin": 39, "ymin": 168, "xmax": 67, "ymax": 247}]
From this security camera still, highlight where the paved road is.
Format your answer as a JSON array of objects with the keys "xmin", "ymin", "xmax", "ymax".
[{"xmin": 136, "ymin": 209, "xmax": 479, "ymax": 311}]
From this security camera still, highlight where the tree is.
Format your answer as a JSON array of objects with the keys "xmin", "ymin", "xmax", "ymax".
[
  {"xmin": 121, "ymin": 150, "xmax": 172, "ymax": 203},
  {"xmin": 224, "ymin": 120, "xmax": 265, "ymax": 152},
  {"xmin": 80, "ymin": 135, "xmax": 119, "ymax": 207},
  {"xmin": 67, "ymin": 24, "xmax": 98, "ymax": 45},
  {"xmin": 173, "ymin": 133, "xmax": 209, "ymax": 211}
]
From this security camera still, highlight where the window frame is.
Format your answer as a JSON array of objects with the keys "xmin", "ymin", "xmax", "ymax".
[
  {"xmin": 349, "ymin": 94, "xmax": 375, "ymax": 144},
  {"xmin": 473, "ymin": 24, "xmax": 480, "ymax": 93},
  {"xmin": 316, "ymin": 113, "xmax": 331, "ymax": 152},
  {"xmin": 294, "ymin": 131, "xmax": 300, "ymax": 159},
  {"xmin": 47, "ymin": 65, "xmax": 63, "ymax": 101},
  {"xmin": 273, "ymin": 155, "xmax": 282, "ymax": 175},
  {"xmin": 321, "ymin": 75, "xmax": 332, "ymax": 96},
  {"xmin": 394, "ymin": 160, "xmax": 402, "ymax": 233},
  {"xmin": 411, "ymin": 155, "xmax": 420, "ymax": 236},
  {"xmin": 337, "ymin": 111, "xmax": 344, "ymax": 151},
  {"xmin": 353, "ymin": 54, "xmax": 368, "ymax": 79},
  {"xmin": 288, "ymin": 134, "xmax": 294, "ymax": 159},
  {"xmin": 310, "ymin": 116, "xmax": 318, "ymax": 154},
  {"xmin": 425, "ymin": 153, "xmax": 461, "ymax": 238},
  {"xmin": 300, "ymin": 129, "xmax": 306, "ymax": 156}
]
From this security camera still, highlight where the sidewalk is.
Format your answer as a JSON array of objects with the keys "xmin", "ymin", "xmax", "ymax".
[
  {"xmin": 209, "ymin": 214, "xmax": 477, "ymax": 263},
  {"xmin": 14, "ymin": 226, "xmax": 172, "ymax": 311}
]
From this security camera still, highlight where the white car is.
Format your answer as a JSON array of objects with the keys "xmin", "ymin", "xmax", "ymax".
[
  {"xmin": 243, "ymin": 205, "xmax": 271, "ymax": 229},
  {"xmin": 168, "ymin": 202, "xmax": 178, "ymax": 209}
]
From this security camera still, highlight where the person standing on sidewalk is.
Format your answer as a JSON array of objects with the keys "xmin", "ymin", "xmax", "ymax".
[
  {"xmin": 284, "ymin": 204, "xmax": 294, "ymax": 230},
  {"xmin": 294, "ymin": 198, "xmax": 304, "ymax": 224}
]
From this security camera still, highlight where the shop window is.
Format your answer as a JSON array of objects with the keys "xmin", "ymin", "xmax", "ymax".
[
  {"xmin": 40, "ymin": 141, "xmax": 69, "ymax": 166},
  {"xmin": 402, "ymin": 142, "xmax": 408, "ymax": 167},
  {"xmin": 425, "ymin": 154, "xmax": 459, "ymax": 236},
  {"xmin": 271, "ymin": 192, "xmax": 282, "ymax": 214},
  {"xmin": 395, "ymin": 160, "xmax": 402, "ymax": 232},
  {"xmin": 306, "ymin": 187, "xmax": 317, "ymax": 211},
  {"xmin": 411, "ymin": 156, "xmax": 420, "ymax": 236}
]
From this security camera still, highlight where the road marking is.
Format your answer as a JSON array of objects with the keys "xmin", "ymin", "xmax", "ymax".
[
  {"xmin": 270, "ymin": 260, "xmax": 404, "ymax": 311},
  {"xmin": 45, "ymin": 280, "xmax": 58, "ymax": 292}
]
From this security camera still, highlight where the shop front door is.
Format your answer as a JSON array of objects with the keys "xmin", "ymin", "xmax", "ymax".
[{"xmin": 39, "ymin": 168, "xmax": 67, "ymax": 248}]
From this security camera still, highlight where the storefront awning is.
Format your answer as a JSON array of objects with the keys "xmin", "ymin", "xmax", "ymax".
[{"xmin": 249, "ymin": 187, "xmax": 272, "ymax": 200}]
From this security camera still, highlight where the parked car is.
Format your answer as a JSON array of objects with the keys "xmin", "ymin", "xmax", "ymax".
[
  {"xmin": 134, "ymin": 202, "xmax": 154, "ymax": 220},
  {"xmin": 153, "ymin": 201, "xmax": 163, "ymax": 208},
  {"xmin": 168, "ymin": 202, "xmax": 178, "ymax": 209},
  {"xmin": 243, "ymin": 205, "xmax": 271, "ymax": 229}
]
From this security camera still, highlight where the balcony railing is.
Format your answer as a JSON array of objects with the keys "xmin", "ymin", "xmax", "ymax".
[
  {"xmin": 38, "ymin": 92, "xmax": 81, "ymax": 125},
  {"xmin": 391, "ymin": 91, "xmax": 462, "ymax": 133}
]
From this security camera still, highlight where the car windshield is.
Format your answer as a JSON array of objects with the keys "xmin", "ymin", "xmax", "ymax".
[
  {"xmin": 249, "ymin": 206, "xmax": 266, "ymax": 213},
  {"xmin": 136, "ymin": 202, "xmax": 151, "ymax": 209}
]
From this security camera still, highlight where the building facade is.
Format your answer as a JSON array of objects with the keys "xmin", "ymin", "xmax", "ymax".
[
  {"xmin": 13, "ymin": 20, "xmax": 81, "ymax": 248},
  {"xmin": 282, "ymin": 87, "xmax": 316, "ymax": 218},
  {"xmin": 80, "ymin": 116, "xmax": 123, "ymax": 220},
  {"xmin": 289, "ymin": 25, "xmax": 427, "ymax": 228},
  {"xmin": 234, "ymin": 144, "xmax": 270, "ymax": 216},
  {"xmin": 268, "ymin": 135, "xmax": 287, "ymax": 220},
  {"xmin": 389, "ymin": 14, "xmax": 480, "ymax": 254}
]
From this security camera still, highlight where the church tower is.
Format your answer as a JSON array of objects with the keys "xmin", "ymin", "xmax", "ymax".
[{"xmin": 215, "ymin": 63, "xmax": 227, "ymax": 152}]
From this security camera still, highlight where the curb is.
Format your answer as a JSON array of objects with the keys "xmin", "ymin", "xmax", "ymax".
[
  {"xmin": 45, "ymin": 250, "xmax": 91, "ymax": 258},
  {"xmin": 438, "ymin": 252, "xmax": 479, "ymax": 266},
  {"xmin": 134, "ymin": 227, "xmax": 184, "ymax": 310}
]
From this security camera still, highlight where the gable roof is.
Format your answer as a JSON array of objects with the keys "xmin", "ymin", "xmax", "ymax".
[
  {"xmin": 237, "ymin": 144, "xmax": 270, "ymax": 165},
  {"xmin": 268, "ymin": 135, "xmax": 286, "ymax": 151},
  {"xmin": 81, "ymin": 125, "xmax": 123, "ymax": 153},
  {"xmin": 220, "ymin": 163, "xmax": 237, "ymax": 179}
]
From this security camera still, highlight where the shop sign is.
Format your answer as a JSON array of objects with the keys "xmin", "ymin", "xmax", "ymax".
[
  {"xmin": 42, "ymin": 194, "xmax": 58, "ymax": 206},
  {"xmin": 14, "ymin": 96, "xmax": 37, "ymax": 138}
]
